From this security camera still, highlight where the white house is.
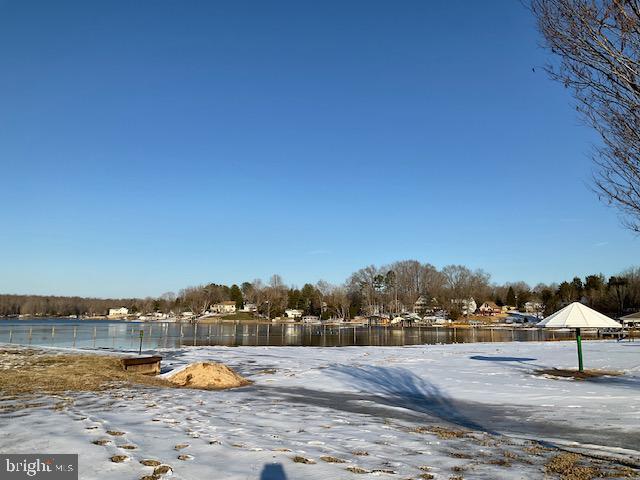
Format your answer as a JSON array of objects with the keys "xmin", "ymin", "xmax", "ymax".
[
  {"xmin": 239, "ymin": 303, "xmax": 258, "ymax": 312},
  {"xmin": 212, "ymin": 301, "xmax": 237, "ymax": 314},
  {"xmin": 413, "ymin": 296, "xmax": 434, "ymax": 315},
  {"xmin": 108, "ymin": 307, "xmax": 129, "ymax": 318},
  {"xmin": 285, "ymin": 309, "xmax": 304, "ymax": 319},
  {"xmin": 524, "ymin": 301, "xmax": 543, "ymax": 314},
  {"xmin": 451, "ymin": 297, "xmax": 477, "ymax": 316}
]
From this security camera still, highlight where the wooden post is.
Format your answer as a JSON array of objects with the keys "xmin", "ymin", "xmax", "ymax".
[
  {"xmin": 576, "ymin": 327, "xmax": 584, "ymax": 372},
  {"xmin": 139, "ymin": 330, "xmax": 144, "ymax": 355}
]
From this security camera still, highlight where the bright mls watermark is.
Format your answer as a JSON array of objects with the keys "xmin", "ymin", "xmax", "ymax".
[{"xmin": 0, "ymin": 455, "xmax": 77, "ymax": 480}]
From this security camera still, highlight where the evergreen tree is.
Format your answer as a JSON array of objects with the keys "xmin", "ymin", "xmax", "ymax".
[
  {"xmin": 229, "ymin": 284, "xmax": 243, "ymax": 310},
  {"xmin": 287, "ymin": 289, "xmax": 301, "ymax": 309},
  {"xmin": 300, "ymin": 284, "xmax": 318, "ymax": 314},
  {"xmin": 506, "ymin": 286, "xmax": 516, "ymax": 306},
  {"xmin": 571, "ymin": 277, "xmax": 584, "ymax": 300}
]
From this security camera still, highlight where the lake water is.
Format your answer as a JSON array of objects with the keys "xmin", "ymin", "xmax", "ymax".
[{"xmin": 0, "ymin": 318, "xmax": 584, "ymax": 352}]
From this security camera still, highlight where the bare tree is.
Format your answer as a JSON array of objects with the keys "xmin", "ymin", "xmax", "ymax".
[
  {"xmin": 321, "ymin": 283, "xmax": 352, "ymax": 319},
  {"xmin": 348, "ymin": 265, "xmax": 383, "ymax": 313},
  {"xmin": 531, "ymin": 0, "xmax": 640, "ymax": 230},
  {"xmin": 258, "ymin": 274, "xmax": 288, "ymax": 319},
  {"xmin": 441, "ymin": 265, "xmax": 491, "ymax": 302}
]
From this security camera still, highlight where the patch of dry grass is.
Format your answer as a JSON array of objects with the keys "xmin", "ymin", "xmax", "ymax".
[
  {"xmin": 536, "ymin": 368, "xmax": 623, "ymax": 380},
  {"xmin": 410, "ymin": 425, "xmax": 467, "ymax": 439},
  {"xmin": 450, "ymin": 452, "xmax": 472, "ymax": 459},
  {"xmin": 0, "ymin": 349, "xmax": 173, "ymax": 395},
  {"xmin": 351, "ymin": 450, "xmax": 369, "ymax": 456},
  {"xmin": 292, "ymin": 456, "xmax": 316, "ymax": 464},
  {"xmin": 609, "ymin": 466, "xmax": 640, "ymax": 478},
  {"xmin": 320, "ymin": 456, "xmax": 346, "ymax": 463},
  {"xmin": 545, "ymin": 453, "xmax": 603, "ymax": 480},
  {"xmin": 152, "ymin": 465, "xmax": 173, "ymax": 475},
  {"xmin": 346, "ymin": 466, "xmax": 370, "ymax": 474}
]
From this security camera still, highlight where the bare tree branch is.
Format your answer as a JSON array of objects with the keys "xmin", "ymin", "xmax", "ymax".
[{"xmin": 531, "ymin": 0, "xmax": 640, "ymax": 231}]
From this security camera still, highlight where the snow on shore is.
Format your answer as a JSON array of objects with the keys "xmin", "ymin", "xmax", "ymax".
[{"xmin": 0, "ymin": 340, "xmax": 638, "ymax": 479}]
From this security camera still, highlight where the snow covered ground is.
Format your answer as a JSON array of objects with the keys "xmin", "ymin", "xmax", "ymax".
[{"xmin": 0, "ymin": 340, "xmax": 638, "ymax": 479}]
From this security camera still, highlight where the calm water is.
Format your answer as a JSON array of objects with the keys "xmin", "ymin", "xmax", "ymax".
[{"xmin": 0, "ymin": 318, "xmax": 583, "ymax": 351}]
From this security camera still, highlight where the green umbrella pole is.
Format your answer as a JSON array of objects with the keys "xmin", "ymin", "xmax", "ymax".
[{"xmin": 576, "ymin": 327, "xmax": 584, "ymax": 372}]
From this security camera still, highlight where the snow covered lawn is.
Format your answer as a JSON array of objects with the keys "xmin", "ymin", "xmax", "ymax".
[{"xmin": 0, "ymin": 340, "xmax": 638, "ymax": 479}]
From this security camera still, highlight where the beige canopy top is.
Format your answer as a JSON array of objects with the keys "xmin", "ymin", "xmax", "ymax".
[
  {"xmin": 537, "ymin": 302, "xmax": 621, "ymax": 328},
  {"xmin": 620, "ymin": 311, "xmax": 640, "ymax": 323}
]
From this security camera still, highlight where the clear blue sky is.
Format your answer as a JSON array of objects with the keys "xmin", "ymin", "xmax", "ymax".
[{"xmin": 0, "ymin": 0, "xmax": 637, "ymax": 298}]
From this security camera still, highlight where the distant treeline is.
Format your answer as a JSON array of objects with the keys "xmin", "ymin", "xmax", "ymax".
[
  {"xmin": 0, "ymin": 294, "xmax": 171, "ymax": 317},
  {"xmin": 3, "ymin": 260, "xmax": 640, "ymax": 318}
]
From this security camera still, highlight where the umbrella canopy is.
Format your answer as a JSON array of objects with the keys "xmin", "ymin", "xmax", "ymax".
[
  {"xmin": 620, "ymin": 311, "xmax": 640, "ymax": 324},
  {"xmin": 537, "ymin": 302, "xmax": 621, "ymax": 328}
]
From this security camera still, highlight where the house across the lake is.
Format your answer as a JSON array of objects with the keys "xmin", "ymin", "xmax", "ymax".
[
  {"xmin": 285, "ymin": 309, "xmax": 304, "ymax": 319},
  {"xmin": 108, "ymin": 307, "xmax": 129, "ymax": 318},
  {"xmin": 451, "ymin": 297, "xmax": 477, "ymax": 316},
  {"xmin": 212, "ymin": 301, "xmax": 237, "ymax": 314},
  {"xmin": 413, "ymin": 296, "xmax": 432, "ymax": 315},
  {"xmin": 524, "ymin": 301, "xmax": 543, "ymax": 314},
  {"xmin": 478, "ymin": 301, "xmax": 501, "ymax": 316},
  {"xmin": 239, "ymin": 303, "xmax": 258, "ymax": 312}
]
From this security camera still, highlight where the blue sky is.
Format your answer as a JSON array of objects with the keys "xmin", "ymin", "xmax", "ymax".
[{"xmin": 0, "ymin": 0, "xmax": 637, "ymax": 297}]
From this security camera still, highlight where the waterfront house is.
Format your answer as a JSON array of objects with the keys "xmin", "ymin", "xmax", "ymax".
[
  {"xmin": 451, "ymin": 297, "xmax": 477, "ymax": 316},
  {"xmin": 285, "ymin": 309, "xmax": 304, "ymax": 319},
  {"xmin": 413, "ymin": 296, "xmax": 433, "ymax": 315},
  {"xmin": 212, "ymin": 301, "xmax": 237, "ymax": 314},
  {"xmin": 302, "ymin": 315, "xmax": 320, "ymax": 324},
  {"xmin": 524, "ymin": 301, "xmax": 543, "ymax": 314},
  {"xmin": 239, "ymin": 303, "xmax": 258, "ymax": 312},
  {"xmin": 108, "ymin": 307, "xmax": 129, "ymax": 318},
  {"xmin": 478, "ymin": 301, "xmax": 501, "ymax": 316}
]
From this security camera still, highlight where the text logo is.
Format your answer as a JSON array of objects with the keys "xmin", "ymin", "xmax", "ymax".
[{"xmin": 0, "ymin": 455, "xmax": 77, "ymax": 480}]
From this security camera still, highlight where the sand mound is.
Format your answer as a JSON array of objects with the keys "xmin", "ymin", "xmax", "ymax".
[{"xmin": 166, "ymin": 362, "xmax": 251, "ymax": 389}]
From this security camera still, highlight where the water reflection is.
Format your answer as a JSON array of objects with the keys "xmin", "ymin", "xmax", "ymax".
[{"xmin": 0, "ymin": 318, "xmax": 586, "ymax": 351}]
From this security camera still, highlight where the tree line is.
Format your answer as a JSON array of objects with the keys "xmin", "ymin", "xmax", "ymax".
[{"xmin": 2, "ymin": 260, "xmax": 640, "ymax": 319}]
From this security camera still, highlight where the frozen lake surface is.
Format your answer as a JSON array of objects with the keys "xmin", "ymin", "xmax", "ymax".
[{"xmin": 0, "ymin": 318, "xmax": 580, "ymax": 348}]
